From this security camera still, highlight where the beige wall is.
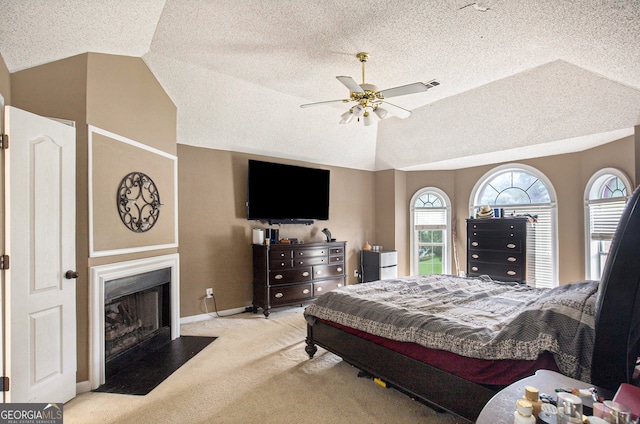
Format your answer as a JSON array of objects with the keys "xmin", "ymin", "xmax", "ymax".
[
  {"xmin": 10, "ymin": 53, "xmax": 177, "ymax": 382},
  {"xmin": 177, "ymin": 145, "xmax": 376, "ymax": 316},
  {"xmin": 403, "ymin": 136, "xmax": 635, "ymax": 285}
]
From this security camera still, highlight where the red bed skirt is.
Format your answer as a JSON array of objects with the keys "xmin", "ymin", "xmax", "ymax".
[{"xmin": 320, "ymin": 319, "xmax": 560, "ymax": 386}]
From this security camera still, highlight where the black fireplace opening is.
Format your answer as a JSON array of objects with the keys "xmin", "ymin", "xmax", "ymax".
[{"xmin": 104, "ymin": 268, "xmax": 171, "ymax": 380}]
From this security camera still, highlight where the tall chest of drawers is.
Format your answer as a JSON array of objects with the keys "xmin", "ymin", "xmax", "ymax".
[
  {"xmin": 466, "ymin": 218, "xmax": 527, "ymax": 283},
  {"xmin": 252, "ymin": 241, "xmax": 346, "ymax": 317}
]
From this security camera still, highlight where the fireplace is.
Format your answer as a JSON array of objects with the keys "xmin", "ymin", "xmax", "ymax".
[
  {"xmin": 103, "ymin": 268, "xmax": 171, "ymax": 379},
  {"xmin": 89, "ymin": 254, "xmax": 180, "ymax": 390}
]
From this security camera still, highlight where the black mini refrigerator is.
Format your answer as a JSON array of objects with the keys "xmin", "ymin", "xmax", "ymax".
[{"xmin": 361, "ymin": 250, "xmax": 398, "ymax": 283}]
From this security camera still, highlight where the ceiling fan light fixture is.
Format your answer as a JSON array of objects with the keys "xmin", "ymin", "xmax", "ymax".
[
  {"xmin": 352, "ymin": 104, "xmax": 364, "ymax": 117},
  {"xmin": 374, "ymin": 107, "xmax": 388, "ymax": 119},
  {"xmin": 339, "ymin": 110, "xmax": 354, "ymax": 124},
  {"xmin": 362, "ymin": 112, "xmax": 374, "ymax": 126}
]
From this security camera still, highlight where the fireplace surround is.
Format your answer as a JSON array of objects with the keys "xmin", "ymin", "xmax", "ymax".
[{"xmin": 89, "ymin": 254, "xmax": 180, "ymax": 390}]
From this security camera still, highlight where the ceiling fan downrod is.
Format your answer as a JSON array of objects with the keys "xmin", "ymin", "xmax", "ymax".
[{"xmin": 357, "ymin": 52, "xmax": 369, "ymax": 85}]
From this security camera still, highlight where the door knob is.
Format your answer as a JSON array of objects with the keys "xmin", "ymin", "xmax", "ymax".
[{"xmin": 65, "ymin": 270, "xmax": 79, "ymax": 279}]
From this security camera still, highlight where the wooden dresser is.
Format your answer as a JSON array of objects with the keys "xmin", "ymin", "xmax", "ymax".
[
  {"xmin": 252, "ymin": 241, "xmax": 346, "ymax": 317},
  {"xmin": 466, "ymin": 218, "xmax": 527, "ymax": 283}
]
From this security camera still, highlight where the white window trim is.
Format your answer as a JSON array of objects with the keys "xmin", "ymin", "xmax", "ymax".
[
  {"xmin": 583, "ymin": 168, "xmax": 632, "ymax": 280},
  {"xmin": 409, "ymin": 187, "xmax": 452, "ymax": 276},
  {"xmin": 469, "ymin": 163, "xmax": 559, "ymax": 287}
]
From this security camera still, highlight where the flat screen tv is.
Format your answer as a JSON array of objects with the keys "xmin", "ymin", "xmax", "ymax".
[{"xmin": 246, "ymin": 159, "xmax": 330, "ymax": 224}]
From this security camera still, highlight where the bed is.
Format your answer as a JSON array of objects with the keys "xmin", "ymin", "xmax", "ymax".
[{"xmin": 303, "ymin": 185, "xmax": 640, "ymax": 422}]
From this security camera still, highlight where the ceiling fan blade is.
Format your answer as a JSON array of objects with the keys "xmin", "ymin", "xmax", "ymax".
[
  {"xmin": 377, "ymin": 82, "xmax": 429, "ymax": 99},
  {"xmin": 300, "ymin": 99, "xmax": 350, "ymax": 108},
  {"xmin": 379, "ymin": 101, "xmax": 412, "ymax": 119},
  {"xmin": 336, "ymin": 76, "xmax": 364, "ymax": 93}
]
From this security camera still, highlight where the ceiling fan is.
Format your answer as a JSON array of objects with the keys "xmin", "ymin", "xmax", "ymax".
[{"xmin": 300, "ymin": 52, "xmax": 440, "ymax": 126}]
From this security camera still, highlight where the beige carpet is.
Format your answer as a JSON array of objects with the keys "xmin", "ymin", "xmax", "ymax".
[{"xmin": 64, "ymin": 306, "xmax": 462, "ymax": 423}]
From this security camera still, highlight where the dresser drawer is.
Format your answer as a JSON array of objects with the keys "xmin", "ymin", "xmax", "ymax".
[
  {"xmin": 269, "ymin": 268, "xmax": 312, "ymax": 285},
  {"xmin": 313, "ymin": 278, "xmax": 344, "ymax": 296},
  {"xmin": 270, "ymin": 283, "xmax": 313, "ymax": 305},
  {"xmin": 468, "ymin": 262, "xmax": 523, "ymax": 281},
  {"xmin": 468, "ymin": 237, "xmax": 523, "ymax": 252},
  {"xmin": 312, "ymin": 264, "xmax": 345, "ymax": 279},
  {"xmin": 294, "ymin": 247, "xmax": 329, "ymax": 258},
  {"xmin": 294, "ymin": 256, "xmax": 329, "ymax": 267},
  {"xmin": 468, "ymin": 229, "xmax": 523, "ymax": 239},
  {"xmin": 468, "ymin": 219, "xmax": 525, "ymax": 231},
  {"xmin": 329, "ymin": 247, "xmax": 344, "ymax": 255},
  {"xmin": 270, "ymin": 258, "xmax": 292, "ymax": 269},
  {"xmin": 468, "ymin": 250, "xmax": 522, "ymax": 265},
  {"xmin": 270, "ymin": 249, "xmax": 293, "ymax": 259},
  {"xmin": 328, "ymin": 255, "xmax": 344, "ymax": 263}
]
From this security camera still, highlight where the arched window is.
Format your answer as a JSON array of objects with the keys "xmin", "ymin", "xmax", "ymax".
[
  {"xmin": 584, "ymin": 169, "xmax": 632, "ymax": 280},
  {"xmin": 471, "ymin": 164, "xmax": 557, "ymax": 287},
  {"xmin": 410, "ymin": 188, "xmax": 451, "ymax": 275}
]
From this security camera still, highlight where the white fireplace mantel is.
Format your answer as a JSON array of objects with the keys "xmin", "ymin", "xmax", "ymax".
[{"xmin": 89, "ymin": 253, "xmax": 180, "ymax": 390}]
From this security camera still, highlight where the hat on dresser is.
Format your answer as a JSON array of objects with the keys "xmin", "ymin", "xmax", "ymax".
[{"xmin": 476, "ymin": 205, "xmax": 493, "ymax": 218}]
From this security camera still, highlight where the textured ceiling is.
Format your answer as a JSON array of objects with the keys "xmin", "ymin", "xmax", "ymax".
[{"xmin": 1, "ymin": 0, "xmax": 640, "ymax": 170}]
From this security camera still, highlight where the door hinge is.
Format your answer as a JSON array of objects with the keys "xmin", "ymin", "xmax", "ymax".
[
  {"xmin": 0, "ymin": 134, "xmax": 7, "ymax": 149},
  {"xmin": 0, "ymin": 254, "xmax": 9, "ymax": 270},
  {"xmin": 0, "ymin": 377, "xmax": 9, "ymax": 392}
]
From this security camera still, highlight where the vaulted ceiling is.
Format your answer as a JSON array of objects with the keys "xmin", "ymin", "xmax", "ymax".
[{"xmin": 1, "ymin": 0, "xmax": 639, "ymax": 171}]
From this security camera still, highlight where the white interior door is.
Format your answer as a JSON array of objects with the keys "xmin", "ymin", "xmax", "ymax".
[
  {"xmin": 0, "ymin": 95, "xmax": 5, "ymax": 403},
  {"xmin": 3, "ymin": 106, "xmax": 76, "ymax": 403}
]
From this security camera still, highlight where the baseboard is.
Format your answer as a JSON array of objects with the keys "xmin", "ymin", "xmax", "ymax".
[
  {"xmin": 76, "ymin": 380, "xmax": 92, "ymax": 394},
  {"xmin": 180, "ymin": 306, "xmax": 251, "ymax": 324}
]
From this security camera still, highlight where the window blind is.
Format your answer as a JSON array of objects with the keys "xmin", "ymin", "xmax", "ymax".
[
  {"xmin": 588, "ymin": 198, "xmax": 627, "ymax": 240},
  {"xmin": 414, "ymin": 208, "xmax": 447, "ymax": 227},
  {"xmin": 500, "ymin": 205, "xmax": 554, "ymax": 288}
]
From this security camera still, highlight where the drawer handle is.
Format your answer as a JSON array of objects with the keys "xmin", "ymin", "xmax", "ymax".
[
  {"xmin": 298, "ymin": 261, "xmax": 304, "ymax": 265},
  {"xmin": 303, "ymin": 289, "xmax": 310, "ymax": 294},
  {"xmin": 275, "ymin": 274, "xmax": 283, "ymax": 280},
  {"xmin": 506, "ymin": 243, "xmax": 516, "ymax": 249},
  {"xmin": 316, "ymin": 287, "xmax": 323, "ymax": 292},
  {"xmin": 473, "ymin": 232, "xmax": 477, "ymax": 236},
  {"xmin": 510, "ymin": 233, "xmax": 514, "ymax": 237},
  {"xmin": 471, "ymin": 266, "xmax": 478, "ymax": 272},
  {"xmin": 280, "ymin": 253, "xmax": 286, "ymax": 257},
  {"xmin": 280, "ymin": 262, "xmax": 286, "ymax": 266},
  {"xmin": 507, "ymin": 257, "xmax": 517, "ymax": 262},
  {"xmin": 302, "ymin": 272, "xmax": 310, "ymax": 277},
  {"xmin": 471, "ymin": 254, "xmax": 479, "ymax": 259},
  {"xmin": 298, "ymin": 252, "xmax": 305, "ymax": 256},
  {"xmin": 337, "ymin": 267, "xmax": 343, "ymax": 272},
  {"xmin": 274, "ymin": 292, "xmax": 283, "ymax": 298},
  {"xmin": 320, "ymin": 259, "xmax": 325, "ymax": 263},
  {"xmin": 316, "ymin": 270, "xmax": 322, "ymax": 275},
  {"xmin": 507, "ymin": 270, "xmax": 516, "ymax": 276},
  {"xmin": 472, "ymin": 241, "xmax": 479, "ymax": 247}
]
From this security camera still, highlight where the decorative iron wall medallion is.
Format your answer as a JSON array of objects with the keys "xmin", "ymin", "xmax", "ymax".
[{"xmin": 117, "ymin": 171, "xmax": 162, "ymax": 232}]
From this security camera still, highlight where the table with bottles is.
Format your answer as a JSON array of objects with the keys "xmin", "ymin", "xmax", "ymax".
[{"xmin": 477, "ymin": 369, "xmax": 621, "ymax": 424}]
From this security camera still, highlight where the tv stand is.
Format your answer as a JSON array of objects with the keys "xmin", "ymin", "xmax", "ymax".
[{"xmin": 251, "ymin": 241, "xmax": 346, "ymax": 317}]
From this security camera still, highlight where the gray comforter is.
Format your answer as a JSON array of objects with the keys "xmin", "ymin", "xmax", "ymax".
[{"xmin": 304, "ymin": 274, "xmax": 599, "ymax": 381}]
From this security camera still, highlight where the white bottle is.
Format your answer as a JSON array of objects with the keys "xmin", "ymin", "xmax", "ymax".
[{"xmin": 514, "ymin": 399, "xmax": 536, "ymax": 424}]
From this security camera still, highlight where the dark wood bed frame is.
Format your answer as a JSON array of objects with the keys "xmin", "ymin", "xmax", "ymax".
[{"xmin": 305, "ymin": 185, "xmax": 640, "ymax": 423}]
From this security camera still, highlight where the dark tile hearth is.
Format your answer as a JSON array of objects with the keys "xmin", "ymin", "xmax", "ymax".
[{"xmin": 95, "ymin": 335, "xmax": 215, "ymax": 395}]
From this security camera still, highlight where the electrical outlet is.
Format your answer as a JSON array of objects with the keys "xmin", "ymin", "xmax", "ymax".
[{"xmin": 205, "ymin": 288, "xmax": 213, "ymax": 298}]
